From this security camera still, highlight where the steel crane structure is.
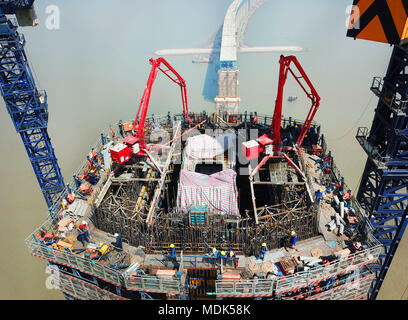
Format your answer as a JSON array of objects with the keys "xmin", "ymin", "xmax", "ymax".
[
  {"xmin": 109, "ymin": 57, "xmax": 192, "ymax": 170},
  {"xmin": 133, "ymin": 57, "xmax": 192, "ymax": 150},
  {"xmin": 249, "ymin": 55, "xmax": 320, "ymax": 181},
  {"xmin": 271, "ymin": 55, "xmax": 320, "ymax": 152},
  {"xmin": 0, "ymin": 0, "xmax": 65, "ymax": 209},
  {"xmin": 347, "ymin": 0, "xmax": 408, "ymax": 300}
]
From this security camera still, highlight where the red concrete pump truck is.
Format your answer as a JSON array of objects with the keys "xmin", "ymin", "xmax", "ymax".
[{"xmin": 109, "ymin": 57, "xmax": 192, "ymax": 170}]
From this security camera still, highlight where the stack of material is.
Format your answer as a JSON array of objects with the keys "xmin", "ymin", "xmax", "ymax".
[
  {"xmin": 156, "ymin": 269, "xmax": 176, "ymax": 279},
  {"xmin": 58, "ymin": 217, "xmax": 74, "ymax": 231},
  {"xmin": 147, "ymin": 266, "xmax": 174, "ymax": 275},
  {"xmin": 246, "ymin": 262, "xmax": 261, "ymax": 274},
  {"xmin": 246, "ymin": 261, "xmax": 279, "ymax": 275},
  {"xmin": 177, "ymin": 169, "xmax": 239, "ymax": 215},
  {"xmin": 57, "ymin": 217, "xmax": 74, "ymax": 237},
  {"xmin": 63, "ymin": 199, "xmax": 90, "ymax": 221},
  {"xmin": 79, "ymin": 182, "xmax": 93, "ymax": 195},
  {"xmin": 346, "ymin": 215, "xmax": 359, "ymax": 225},
  {"xmin": 53, "ymin": 240, "xmax": 74, "ymax": 251},
  {"xmin": 278, "ymin": 257, "xmax": 299, "ymax": 274},
  {"xmin": 221, "ymin": 273, "xmax": 241, "ymax": 282},
  {"xmin": 334, "ymin": 248, "xmax": 351, "ymax": 259}
]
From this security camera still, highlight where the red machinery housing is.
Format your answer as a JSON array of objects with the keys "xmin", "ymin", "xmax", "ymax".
[{"xmin": 110, "ymin": 57, "xmax": 192, "ymax": 166}]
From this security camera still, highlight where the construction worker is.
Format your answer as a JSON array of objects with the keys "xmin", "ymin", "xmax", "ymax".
[
  {"xmin": 37, "ymin": 229, "xmax": 54, "ymax": 245},
  {"xmin": 169, "ymin": 244, "xmax": 176, "ymax": 258},
  {"xmin": 77, "ymin": 224, "xmax": 90, "ymax": 247},
  {"xmin": 257, "ymin": 243, "xmax": 268, "ymax": 261},
  {"xmin": 82, "ymin": 220, "xmax": 90, "ymax": 238},
  {"xmin": 228, "ymin": 250, "xmax": 238, "ymax": 268},
  {"xmin": 228, "ymin": 250, "xmax": 236, "ymax": 259},
  {"xmin": 315, "ymin": 188, "xmax": 323, "ymax": 203},
  {"xmin": 290, "ymin": 231, "xmax": 300, "ymax": 252},
  {"xmin": 93, "ymin": 242, "xmax": 109, "ymax": 260},
  {"xmin": 88, "ymin": 169, "xmax": 99, "ymax": 185},
  {"xmin": 168, "ymin": 244, "xmax": 179, "ymax": 268},
  {"xmin": 111, "ymin": 233, "xmax": 123, "ymax": 251},
  {"xmin": 210, "ymin": 247, "xmax": 219, "ymax": 258}
]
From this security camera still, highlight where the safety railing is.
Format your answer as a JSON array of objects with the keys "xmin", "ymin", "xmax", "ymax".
[
  {"xmin": 216, "ymin": 279, "xmax": 274, "ymax": 298},
  {"xmin": 57, "ymin": 271, "xmax": 127, "ymax": 300},
  {"xmin": 305, "ymin": 271, "xmax": 375, "ymax": 300},
  {"xmin": 371, "ymin": 76, "xmax": 408, "ymax": 114},
  {"xmin": 275, "ymin": 244, "xmax": 382, "ymax": 295},
  {"xmin": 123, "ymin": 274, "xmax": 183, "ymax": 294},
  {"xmin": 356, "ymin": 127, "xmax": 388, "ymax": 166},
  {"xmin": 26, "ymin": 230, "xmax": 122, "ymax": 287}
]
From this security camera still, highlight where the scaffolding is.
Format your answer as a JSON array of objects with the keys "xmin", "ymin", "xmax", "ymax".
[{"xmin": 24, "ymin": 113, "xmax": 379, "ymax": 300}]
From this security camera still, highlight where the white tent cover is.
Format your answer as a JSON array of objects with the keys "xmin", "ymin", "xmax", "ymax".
[{"xmin": 184, "ymin": 134, "xmax": 235, "ymax": 159}]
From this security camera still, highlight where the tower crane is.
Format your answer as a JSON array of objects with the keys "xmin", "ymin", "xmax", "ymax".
[
  {"xmin": 109, "ymin": 57, "xmax": 192, "ymax": 170},
  {"xmin": 0, "ymin": 1, "xmax": 65, "ymax": 209},
  {"xmin": 347, "ymin": 0, "xmax": 408, "ymax": 300}
]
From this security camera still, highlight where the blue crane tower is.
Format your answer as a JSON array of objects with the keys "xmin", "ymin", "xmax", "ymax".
[
  {"xmin": 347, "ymin": 0, "xmax": 408, "ymax": 300},
  {"xmin": 0, "ymin": 1, "xmax": 65, "ymax": 209}
]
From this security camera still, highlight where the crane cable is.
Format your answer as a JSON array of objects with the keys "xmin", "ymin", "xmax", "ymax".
[{"xmin": 326, "ymin": 64, "xmax": 388, "ymax": 142}]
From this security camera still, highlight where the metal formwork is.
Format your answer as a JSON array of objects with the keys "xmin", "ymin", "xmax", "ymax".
[{"xmin": 355, "ymin": 45, "xmax": 408, "ymax": 299}]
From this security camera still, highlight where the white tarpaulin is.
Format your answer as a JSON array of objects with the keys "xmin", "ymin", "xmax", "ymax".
[
  {"xmin": 177, "ymin": 169, "xmax": 239, "ymax": 216},
  {"xmin": 184, "ymin": 134, "xmax": 235, "ymax": 159}
]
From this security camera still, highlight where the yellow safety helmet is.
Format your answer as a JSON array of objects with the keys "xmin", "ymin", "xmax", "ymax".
[
  {"xmin": 262, "ymin": 243, "xmax": 266, "ymax": 247},
  {"xmin": 291, "ymin": 231, "xmax": 296, "ymax": 236},
  {"xmin": 221, "ymin": 251, "xmax": 226, "ymax": 256},
  {"xmin": 170, "ymin": 244, "xmax": 175, "ymax": 248},
  {"xmin": 229, "ymin": 251, "xmax": 234, "ymax": 257},
  {"xmin": 99, "ymin": 242, "xmax": 104, "ymax": 246},
  {"xmin": 319, "ymin": 188, "xmax": 323, "ymax": 192},
  {"xmin": 212, "ymin": 247, "xmax": 217, "ymax": 253}
]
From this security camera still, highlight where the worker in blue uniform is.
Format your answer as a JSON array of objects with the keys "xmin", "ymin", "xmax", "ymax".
[
  {"xmin": 112, "ymin": 233, "xmax": 123, "ymax": 251},
  {"xmin": 315, "ymin": 188, "xmax": 323, "ymax": 203},
  {"xmin": 257, "ymin": 243, "xmax": 268, "ymax": 261},
  {"xmin": 290, "ymin": 231, "xmax": 300, "ymax": 251},
  {"xmin": 228, "ymin": 250, "xmax": 238, "ymax": 268},
  {"xmin": 168, "ymin": 244, "xmax": 179, "ymax": 268},
  {"xmin": 210, "ymin": 247, "xmax": 219, "ymax": 258},
  {"xmin": 169, "ymin": 244, "xmax": 177, "ymax": 258},
  {"xmin": 77, "ymin": 224, "xmax": 90, "ymax": 247}
]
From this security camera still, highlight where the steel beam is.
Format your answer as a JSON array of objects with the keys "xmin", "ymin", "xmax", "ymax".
[{"xmin": 356, "ymin": 45, "xmax": 408, "ymax": 300}]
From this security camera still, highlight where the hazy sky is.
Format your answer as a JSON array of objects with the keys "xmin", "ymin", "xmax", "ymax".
[{"xmin": 0, "ymin": 0, "xmax": 391, "ymax": 299}]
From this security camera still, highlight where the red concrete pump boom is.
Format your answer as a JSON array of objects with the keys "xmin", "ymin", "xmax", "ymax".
[
  {"xmin": 134, "ymin": 57, "xmax": 192, "ymax": 150},
  {"xmin": 109, "ymin": 57, "xmax": 192, "ymax": 170},
  {"xmin": 271, "ymin": 55, "xmax": 320, "ymax": 150}
]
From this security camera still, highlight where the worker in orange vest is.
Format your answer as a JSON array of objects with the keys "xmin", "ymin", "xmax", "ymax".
[
  {"xmin": 77, "ymin": 224, "xmax": 90, "ymax": 247},
  {"xmin": 37, "ymin": 229, "xmax": 54, "ymax": 245}
]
